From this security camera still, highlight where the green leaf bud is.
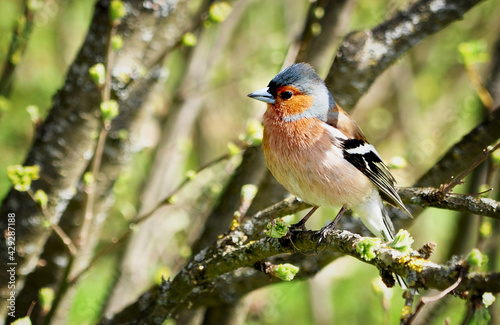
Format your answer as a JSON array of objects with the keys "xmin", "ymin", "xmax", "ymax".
[
  {"xmin": 272, "ymin": 263, "xmax": 299, "ymax": 281},
  {"xmin": 89, "ymin": 63, "xmax": 106, "ymax": 87},
  {"xmin": 11, "ymin": 317, "xmax": 32, "ymax": 325},
  {"xmin": 111, "ymin": 35, "xmax": 124, "ymax": 50},
  {"xmin": 389, "ymin": 229, "xmax": 414, "ymax": 253},
  {"xmin": 7, "ymin": 165, "xmax": 40, "ymax": 192},
  {"xmin": 39, "ymin": 287, "xmax": 55, "ymax": 314},
  {"xmin": 110, "ymin": 0, "xmax": 127, "ymax": 22},
  {"xmin": 208, "ymin": 2, "xmax": 232, "ymax": 23},
  {"xmin": 182, "ymin": 32, "xmax": 197, "ymax": 47},
  {"xmin": 227, "ymin": 141, "xmax": 242, "ymax": 156},
  {"xmin": 467, "ymin": 248, "xmax": 484, "ymax": 267},
  {"xmin": 241, "ymin": 184, "xmax": 258, "ymax": 202},
  {"xmin": 356, "ymin": 237, "xmax": 381, "ymax": 261},
  {"xmin": 266, "ymin": 219, "xmax": 289, "ymax": 238},
  {"xmin": 100, "ymin": 100, "xmax": 119, "ymax": 123},
  {"xmin": 34, "ymin": 189, "xmax": 48, "ymax": 210}
]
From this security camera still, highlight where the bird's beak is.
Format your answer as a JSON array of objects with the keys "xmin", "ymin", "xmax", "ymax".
[{"xmin": 248, "ymin": 87, "xmax": 275, "ymax": 104}]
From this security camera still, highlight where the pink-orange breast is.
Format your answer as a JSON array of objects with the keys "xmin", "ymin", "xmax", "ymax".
[{"xmin": 262, "ymin": 108, "xmax": 375, "ymax": 209}]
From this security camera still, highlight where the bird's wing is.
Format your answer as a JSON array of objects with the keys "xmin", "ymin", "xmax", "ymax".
[
  {"xmin": 325, "ymin": 105, "xmax": 411, "ymax": 216},
  {"xmin": 341, "ymin": 138, "xmax": 411, "ymax": 214}
]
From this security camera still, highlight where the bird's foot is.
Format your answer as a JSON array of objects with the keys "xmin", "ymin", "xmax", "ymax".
[
  {"xmin": 315, "ymin": 222, "xmax": 337, "ymax": 253},
  {"xmin": 315, "ymin": 206, "xmax": 346, "ymax": 252},
  {"xmin": 288, "ymin": 206, "xmax": 318, "ymax": 235},
  {"xmin": 288, "ymin": 221, "xmax": 308, "ymax": 233}
]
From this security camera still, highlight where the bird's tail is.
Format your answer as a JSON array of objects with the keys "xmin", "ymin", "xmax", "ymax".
[
  {"xmin": 381, "ymin": 207, "xmax": 409, "ymax": 290},
  {"xmin": 353, "ymin": 191, "xmax": 408, "ymax": 289}
]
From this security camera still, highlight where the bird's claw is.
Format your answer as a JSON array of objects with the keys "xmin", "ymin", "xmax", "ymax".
[
  {"xmin": 315, "ymin": 223, "xmax": 336, "ymax": 253},
  {"xmin": 315, "ymin": 229, "xmax": 327, "ymax": 253}
]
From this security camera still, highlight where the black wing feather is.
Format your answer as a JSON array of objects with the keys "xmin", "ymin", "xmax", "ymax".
[{"xmin": 340, "ymin": 139, "xmax": 411, "ymax": 216}]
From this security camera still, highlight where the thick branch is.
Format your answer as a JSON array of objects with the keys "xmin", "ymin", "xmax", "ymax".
[
  {"xmin": 2, "ymin": 1, "xmax": 187, "ymax": 322},
  {"xmin": 327, "ymin": 0, "xmax": 484, "ymax": 109},
  {"xmin": 0, "ymin": 0, "xmax": 110, "ymax": 304},
  {"xmin": 398, "ymin": 187, "xmax": 500, "ymax": 220},
  {"xmin": 103, "ymin": 229, "xmax": 498, "ymax": 324},
  {"xmin": 240, "ymin": 185, "xmax": 500, "ymax": 240}
]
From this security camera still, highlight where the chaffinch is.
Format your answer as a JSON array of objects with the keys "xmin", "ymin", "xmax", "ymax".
[{"xmin": 248, "ymin": 63, "xmax": 412, "ymax": 244}]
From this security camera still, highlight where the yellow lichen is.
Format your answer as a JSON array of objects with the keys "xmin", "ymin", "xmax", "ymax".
[
  {"xmin": 407, "ymin": 258, "xmax": 427, "ymax": 272},
  {"xmin": 397, "ymin": 255, "xmax": 428, "ymax": 273},
  {"xmin": 230, "ymin": 218, "xmax": 240, "ymax": 231},
  {"xmin": 398, "ymin": 255, "xmax": 411, "ymax": 264},
  {"xmin": 400, "ymin": 305, "xmax": 412, "ymax": 319}
]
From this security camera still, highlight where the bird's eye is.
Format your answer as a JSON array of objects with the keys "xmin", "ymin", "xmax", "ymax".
[{"xmin": 280, "ymin": 91, "xmax": 293, "ymax": 100}]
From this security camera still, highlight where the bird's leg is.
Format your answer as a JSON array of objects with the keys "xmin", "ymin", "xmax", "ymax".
[
  {"xmin": 316, "ymin": 206, "xmax": 347, "ymax": 251},
  {"xmin": 289, "ymin": 206, "xmax": 319, "ymax": 232}
]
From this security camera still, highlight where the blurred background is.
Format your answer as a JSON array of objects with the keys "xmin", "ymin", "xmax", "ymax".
[{"xmin": 0, "ymin": 0, "xmax": 499, "ymax": 324}]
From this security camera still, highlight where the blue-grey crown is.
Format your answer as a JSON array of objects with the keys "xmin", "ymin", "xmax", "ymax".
[
  {"xmin": 268, "ymin": 63, "xmax": 336, "ymax": 122},
  {"xmin": 268, "ymin": 63, "xmax": 323, "ymax": 98}
]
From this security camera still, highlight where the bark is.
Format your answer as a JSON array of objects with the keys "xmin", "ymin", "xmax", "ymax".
[
  {"xmin": 0, "ymin": 1, "xmax": 111, "ymax": 313},
  {"xmin": 2, "ymin": 0, "xmax": 190, "ymax": 323},
  {"xmin": 104, "ymin": 0, "xmax": 244, "ymax": 316},
  {"xmin": 398, "ymin": 187, "xmax": 500, "ymax": 220},
  {"xmin": 102, "ymin": 227, "xmax": 500, "ymax": 324},
  {"xmin": 326, "ymin": 0, "xmax": 485, "ymax": 109},
  {"xmin": 13, "ymin": 72, "xmax": 164, "ymax": 325}
]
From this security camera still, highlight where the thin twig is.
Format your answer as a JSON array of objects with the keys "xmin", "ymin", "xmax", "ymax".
[
  {"xmin": 135, "ymin": 150, "xmax": 233, "ymax": 223},
  {"xmin": 78, "ymin": 22, "xmax": 117, "ymax": 248},
  {"xmin": 78, "ymin": 126, "xmax": 109, "ymax": 246},
  {"xmin": 27, "ymin": 189, "xmax": 77, "ymax": 256},
  {"xmin": 0, "ymin": 0, "xmax": 39, "ymax": 97},
  {"xmin": 402, "ymin": 272, "xmax": 463, "ymax": 325},
  {"xmin": 27, "ymin": 301, "xmax": 36, "ymax": 318},
  {"xmin": 44, "ymin": 15, "xmax": 120, "ymax": 325},
  {"xmin": 440, "ymin": 142, "xmax": 500, "ymax": 194},
  {"xmin": 463, "ymin": 63, "xmax": 495, "ymax": 111}
]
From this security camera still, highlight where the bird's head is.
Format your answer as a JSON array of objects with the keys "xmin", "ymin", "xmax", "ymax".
[{"xmin": 248, "ymin": 63, "xmax": 335, "ymax": 122}]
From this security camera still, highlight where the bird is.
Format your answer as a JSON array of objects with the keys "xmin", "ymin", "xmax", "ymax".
[{"xmin": 247, "ymin": 63, "xmax": 412, "ymax": 245}]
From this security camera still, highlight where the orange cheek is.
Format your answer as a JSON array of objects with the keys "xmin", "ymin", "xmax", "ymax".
[
  {"xmin": 274, "ymin": 86, "xmax": 313, "ymax": 116},
  {"xmin": 276, "ymin": 95, "xmax": 313, "ymax": 116}
]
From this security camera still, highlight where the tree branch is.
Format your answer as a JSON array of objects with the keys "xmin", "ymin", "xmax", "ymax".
[
  {"xmin": 439, "ymin": 141, "xmax": 500, "ymax": 194},
  {"xmin": 398, "ymin": 187, "xmax": 500, "ymax": 220},
  {"xmin": 326, "ymin": 0, "xmax": 485, "ymax": 109},
  {"xmin": 0, "ymin": 0, "xmax": 111, "ymax": 307},
  {"xmin": 5, "ymin": 0, "xmax": 188, "ymax": 321},
  {"xmin": 240, "ymin": 184, "xmax": 500, "ymax": 241},
  {"xmin": 102, "ymin": 228, "xmax": 498, "ymax": 324},
  {"xmin": 0, "ymin": 0, "xmax": 38, "ymax": 98},
  {"xmin": 103, "ymin": 174, "xmax": 500, "ymax": 324}
]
